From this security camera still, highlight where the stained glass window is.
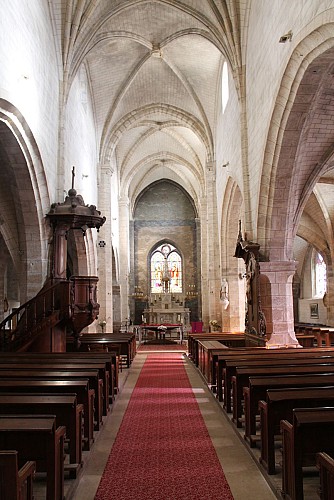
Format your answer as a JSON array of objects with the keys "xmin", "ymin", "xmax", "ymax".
[
  {"xmin": 168, "ymin": 251, "xmax": 182, "ymax": 293},
  {"xmin": 150, "ymin": 244, "xmax": 182, "ymax": 293}
]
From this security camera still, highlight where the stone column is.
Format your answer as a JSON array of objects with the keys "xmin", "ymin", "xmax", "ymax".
[
  {"xmin": 97, "ymin": 165, "xmax": 113, "ymax": 332},
  {"xmin": 260, "ymin": 260, "xmax": 300, "ymax": 347},
  {"xmin": 119, "ymin": 196, "xmax": 130, "ymax": 325},
  {"xmin": 325, "ymin": 267, "xmax": 334, "ymax": 326},
  {"xmin": 204, "ymin": 161, "xmax": 221, "ymax": 329}
]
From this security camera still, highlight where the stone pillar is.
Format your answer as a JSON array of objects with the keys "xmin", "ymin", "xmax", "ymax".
[
  {"xmin": 260, "ymin": 260, "xmax": 300, "ymax": 347},
  {"xmin": 119, "ymin": 196, "xmax": 130, "ymax": 325},
  {"xmin": 204, "ymin": 161, "xmax": 221, "ymax": 329},
  {"xmin": 96, "ymin": 165, "xmax": 114, "ymax": 332},
  {"xmin": 325, "ymin": 266, "xmax": 334, "ymax": 326}
]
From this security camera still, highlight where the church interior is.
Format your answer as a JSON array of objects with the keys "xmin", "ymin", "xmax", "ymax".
[{"xmin": 2, "ymin": 1, "xmax": 334, "ymax": 499}]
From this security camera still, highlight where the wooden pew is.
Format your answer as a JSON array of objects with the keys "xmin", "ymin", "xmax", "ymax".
[
  {"xmin": 0, "ymin": 393, "xmax": 83, "ymax": 475},
  {"xmin": 243, "ymin": 373, "xmax": 334, "ymax": 447},
  {"xmin": 0, "ymin": 366, "xmax": 104, "ymax": 430},
  {"xmin": 258, "ymin": 386, "xmax": 334, "ymax": 474},
  {"xmin": 0, "ymin": 351, "xmax": 118, "ymax": 400},
  {"xmin": 188, "ymin": 332, "xmax": 245, "ymax": 366},
  {"xmin": 228, "ymin": 353, "xmax": 334, "ymax": 408},
  {"xmin": 281, "ymin": 407, "xmax": 334, "ymax": 500},
  {"xmin": 0, "ymin": 450, "xmax": 35, "ymax": 500},
  {"xmin": 196, "ymin": 340, "xmax": 228, "ymax": 387},
  {"xmin": 0, "ymin": 357, "xmax": 110, "ymax": 417},
  {"xmin": 232, "ymin": 363, "xmax": 334, "ymax": 428},
  {"xmin": 0, "ymin": 379, "xmax": 94, "ymax": 450},
  {"xmin": 219, "ymin": 349, "xmax": 334, "ymax": 404},
  {"xmin": 313, "ymin": 327, "xmax": 334, "ymax": 347},
  {"xmin": 216, "ymin": 347, "xmax": 334, "ymax": 413},
  {"xmin": 317, "ymin": 452, "xmax": 334, "ymax": 500},
  {"xmin": 0, "ymin": 415, "xmax": 66, "ymax": 500},
  {"xmin": 67, "ymin": 333, "xmax": 136, "ymax": 368},
  {"xmin": 217, "ymin": 349, "xmax": 334, "ymax": 413},
  {"xmin": 295, "ymin": 333, "xmax": 315, "ymax": 347}
]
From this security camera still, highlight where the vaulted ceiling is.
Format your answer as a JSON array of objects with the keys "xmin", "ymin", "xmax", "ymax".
[
  {"xmin": 50, "ymin": 1, "xmax": 334, "ymax": 266},
  {"xmin": 52, "ymin": 0, "xmax": 244, "ymax": 211}
]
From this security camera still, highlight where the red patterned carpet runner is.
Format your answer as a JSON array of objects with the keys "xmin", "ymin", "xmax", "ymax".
[{"xmin": 95, "ymin": 353, "xmax": 234, "ymax": 499}]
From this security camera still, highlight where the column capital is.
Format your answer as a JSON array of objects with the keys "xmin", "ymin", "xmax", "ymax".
[
  {"xmin": 100, "ymin": 164, "xmax": 114, "ymax": 176},
  {"xmin": 260, "ymin": 260, "xmax": 297, "ymax": 277}
]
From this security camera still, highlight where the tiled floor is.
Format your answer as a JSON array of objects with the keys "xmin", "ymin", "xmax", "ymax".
[{"xmin": 66, "ymin": 349, "xmax": 278, "ymax": 500}]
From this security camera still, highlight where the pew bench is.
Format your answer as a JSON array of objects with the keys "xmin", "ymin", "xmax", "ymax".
[
  {"xmin": 258, "ymin": 386, "xmax": 334, "ymax": 474},
  {"xmin": 0, "ymin": 393, "xmax": 83, "ymax": 475},
  {"xmin": 281, "ymin": 407, "xmax": 334, "ymax": 500},
  {"xmin": 0, "ymin": 415, "xmax": 66, "ymax": 500},
  {"xmin": 216, "ymin": 347, "xmax": 334, "ymax": 408},
  {"xmin": 317, "ymin": 452, "xmax": 334, "ymax": 500},
  {"xmin": 232, "ymin": 363, "xmax": 334, "ymax": 428},
  {"xmin": 0, "ymin": 366, "xmax": 104, "ymax": 431},
  {"xmin": 0, "ymin": 351, "xmax": 119, "ymax": 400},
  {"xmin": 0, "ymin": 379, "xmax": 94, "ymax": 451},
  {"xmin": 0, "ymin": 357, "xmax": 110, "ymax": 416},
  {"xmin": 243, "ymin": 373, "xmax": 334, "ymax": 448},
  {"xmin": 196, "ymin": 340, "xmax": 228, "ymax": 387},
  {"xmin": 67, "ymin": 333, "xmax": 136, "ymax": 368},
  {"xmin": 228, "ymin": 354, "xmax": 334, "ymax": 427},
  {"xmin": 0, "ymin": 450, "xmax": 35, "ymax": 500},
  {"xmin": 188, "ymin": 333, "xmax": 245, "ymax": 366}
]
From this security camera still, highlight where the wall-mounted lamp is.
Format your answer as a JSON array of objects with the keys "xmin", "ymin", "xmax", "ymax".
[
  {"xmin": 279, "ymin": 30, "xmax": 292, "ymax": 43},
  {"xmin": 222, "ymin": 161, "xmax": 229, "ymax": 168},
  {"xmin": 239, "ymin": 272, "xmax": 247, "ymax": 280},
  {"xmin": 220, "ymin": 278, "xmax": 229, "ymax": 310}
]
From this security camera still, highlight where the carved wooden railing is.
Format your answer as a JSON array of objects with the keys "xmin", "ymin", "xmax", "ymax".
[
  {"xmin": 0, "ymin": 276, "xmax": 100, "ymax": 352},
  {"xmin": 0, "ymin": 280, "xmax": 71, "ymax": 352}
]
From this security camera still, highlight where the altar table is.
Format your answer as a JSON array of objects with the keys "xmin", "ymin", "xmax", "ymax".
[{"xmin": 138, "ymin": 324, "xmax": 184, "ymax": 344}]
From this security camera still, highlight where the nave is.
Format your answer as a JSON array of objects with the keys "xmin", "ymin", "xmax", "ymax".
[{"xmin": 69, "ymin": 345, "xmax": 276, "ymax": 500}]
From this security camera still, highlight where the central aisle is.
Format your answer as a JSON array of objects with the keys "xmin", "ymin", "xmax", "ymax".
[{"xmin": 72, "ymin": 350, "xmax": 277, "ymax": 500}]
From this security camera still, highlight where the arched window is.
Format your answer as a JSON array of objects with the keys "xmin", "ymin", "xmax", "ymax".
[
  {"xmin": 221, "ymin": 61, "xmax": 229, "ymax": 113},
  {"xmin": 313, "ymin": 251, "xmax": 327, "ymax": 298},
  {"xmin": 168, "ymin": 251, "xmax": 182, "ymax": 293},
  {"xmin": 150, "ymin": 244, "xmax": 182, "ymax": 293}
]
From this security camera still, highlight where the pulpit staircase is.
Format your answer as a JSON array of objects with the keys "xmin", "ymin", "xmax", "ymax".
[{"xmin": 0, "ymin": 276, "xmax": 99, "ymax": 352}]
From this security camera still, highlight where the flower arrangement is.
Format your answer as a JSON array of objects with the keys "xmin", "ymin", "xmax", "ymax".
[
  {"xmin": 98, "ymin": 320, "xmax": 107, "ymax": 333},
  {"xmin": 209, "ymin": 320, "xmax": 221, "ymax": 329}
]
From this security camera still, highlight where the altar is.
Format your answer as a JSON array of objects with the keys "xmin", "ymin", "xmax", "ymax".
[
  {"xmin": 143, "ymin": 293, "xmax": 190, "ymax": 328},
  {"xmin": 138, "ymin": 324, "xmax": 184, "ymax": 344}
]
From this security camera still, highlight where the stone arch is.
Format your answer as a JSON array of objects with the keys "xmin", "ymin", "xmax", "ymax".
[
  {"xmin": 258, "ymin": 25, "xmax": 334, "ymax": 261},
  {"xmin": 101, "ymin": 104, "xmax": 212, "ymax": 165},
  {"xmin": 0, "ymin": 99, "xmax": 50, "ymax": 302},
  {"xmin": 220, "ymin": 177, "xmax": 245, "ymax": 331}
]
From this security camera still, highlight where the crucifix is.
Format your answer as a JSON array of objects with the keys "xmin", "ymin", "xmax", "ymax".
[{"xmin": 71, "ymin": 166, "xmax": 75, "ymax": 190}]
